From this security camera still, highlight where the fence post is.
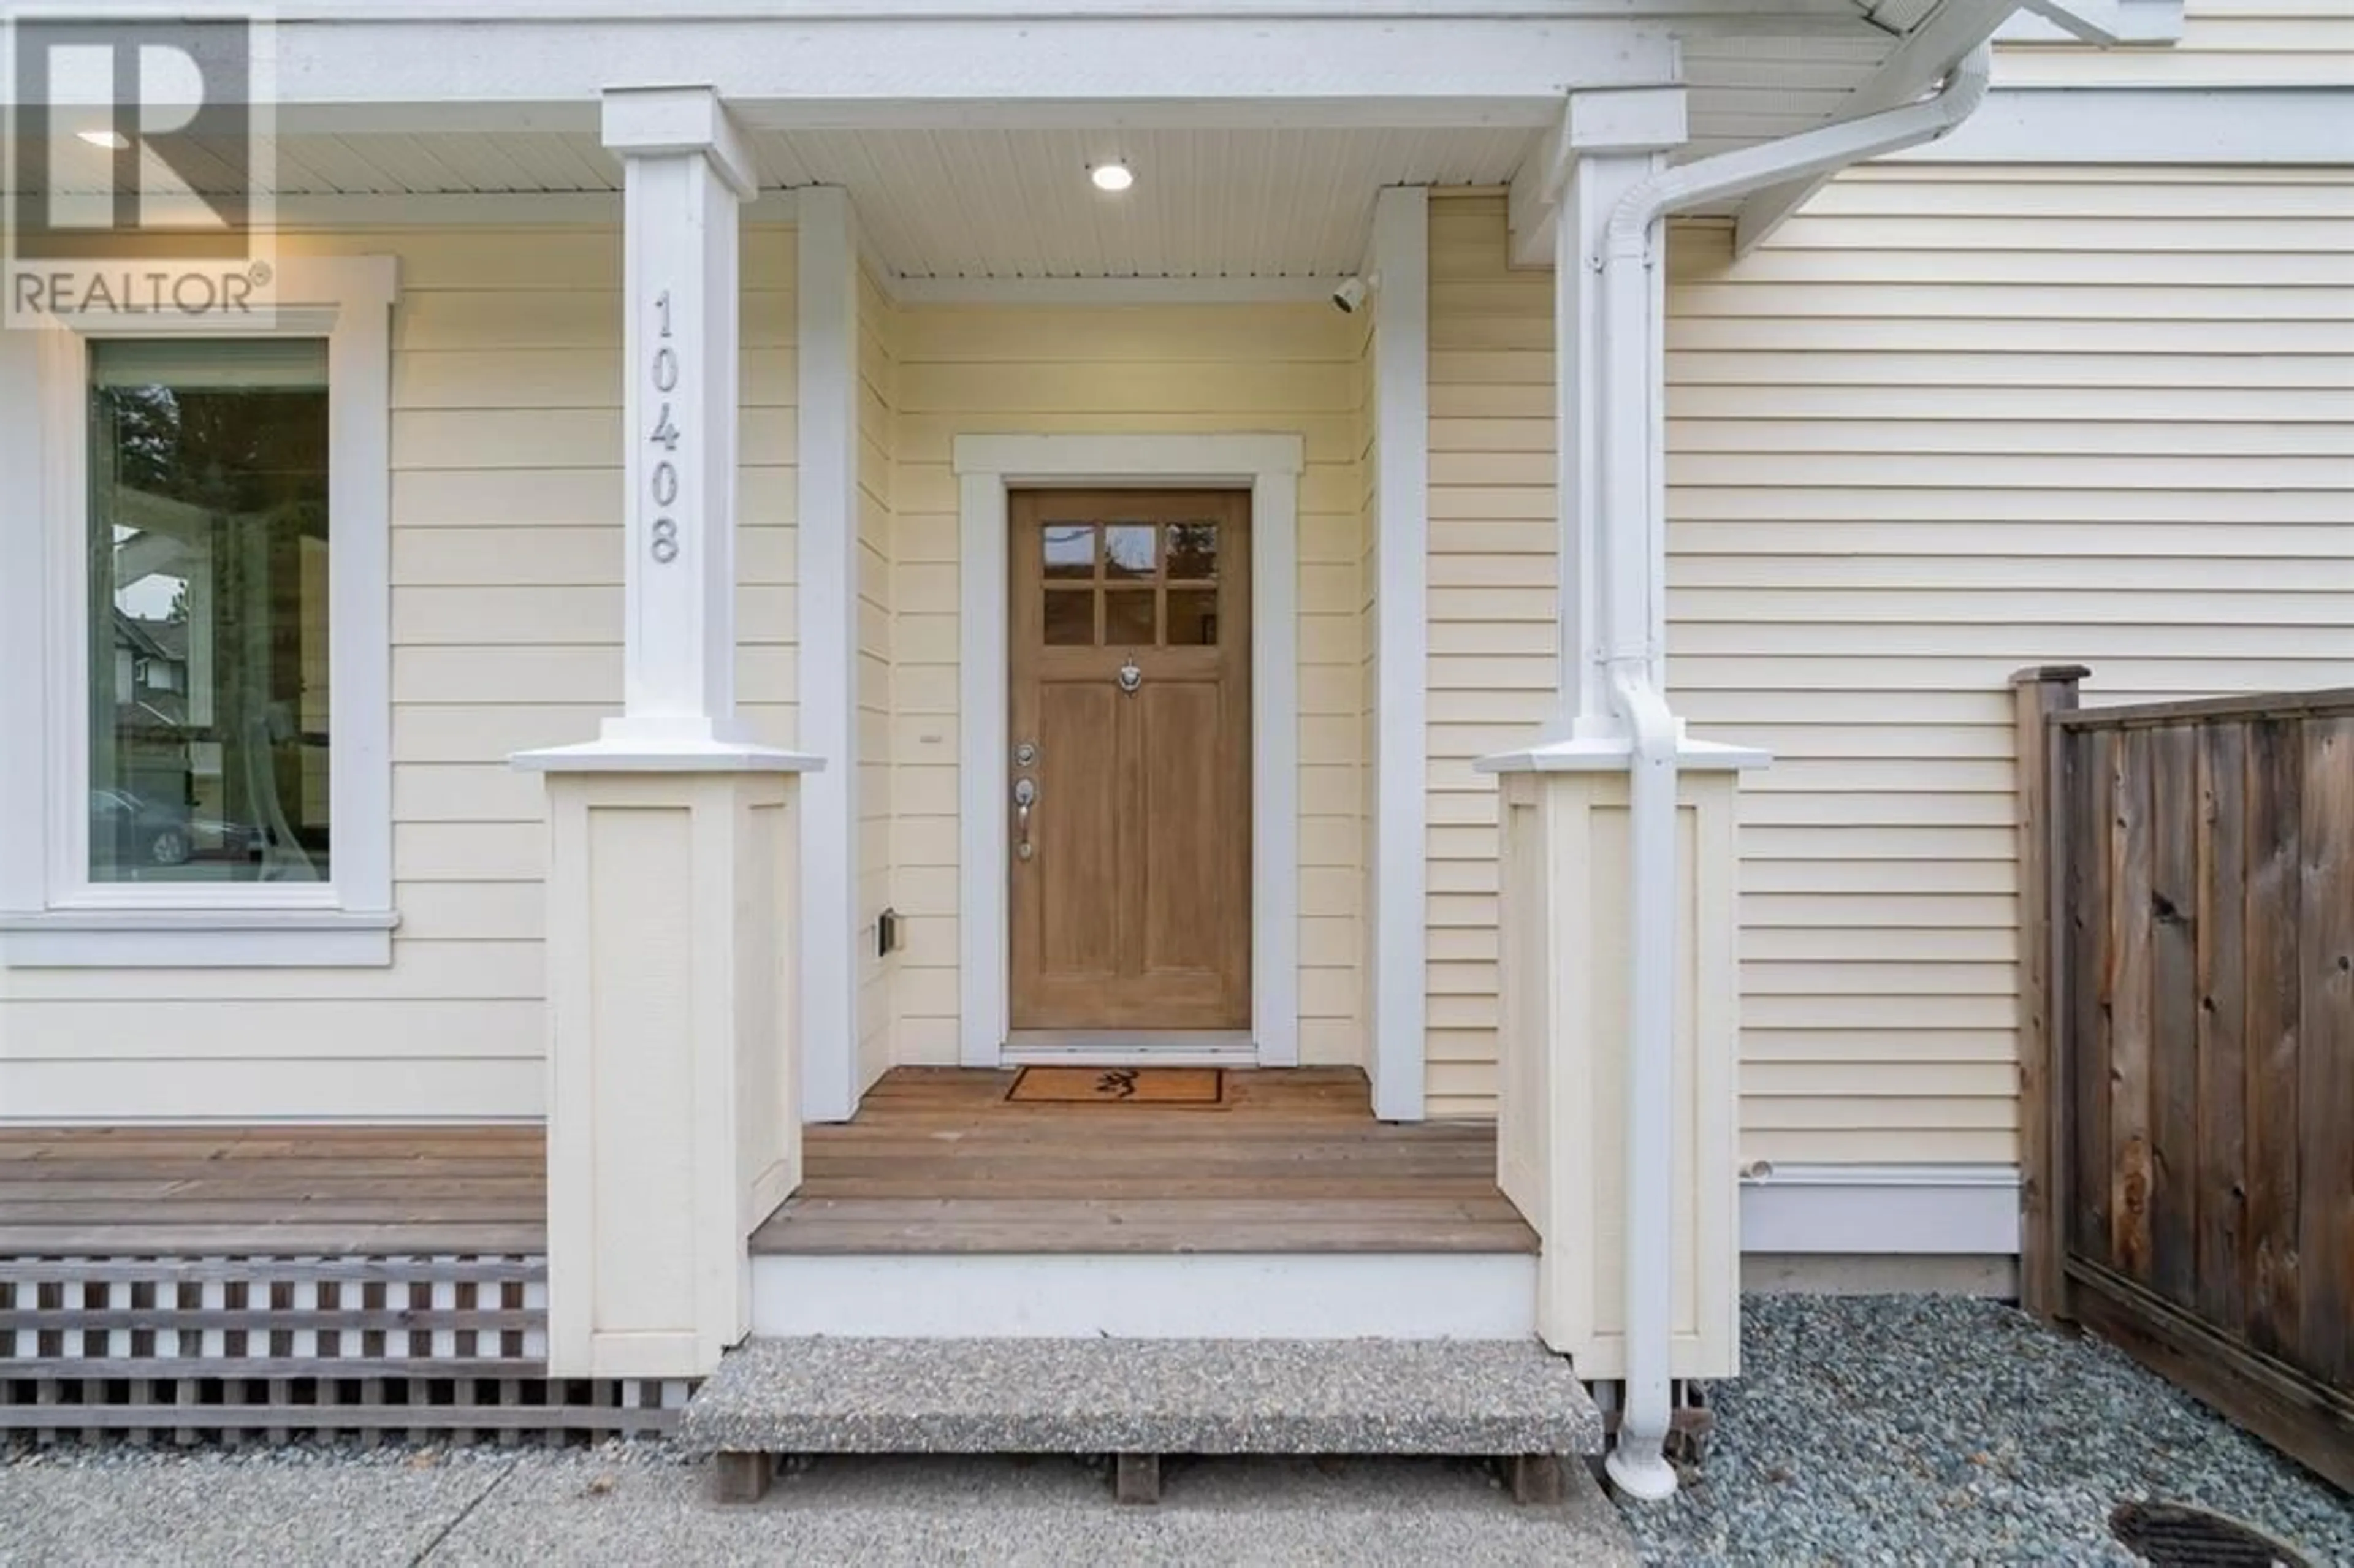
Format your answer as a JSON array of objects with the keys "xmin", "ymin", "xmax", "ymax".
[{"xmin": 2012, "ymin": 664, "xmax": 2090, "ymax": 1321}]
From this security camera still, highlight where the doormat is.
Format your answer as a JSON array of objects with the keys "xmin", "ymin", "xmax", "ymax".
[{"xmin": 1006, "ymin": 1067, "xmax": 1225, "ymax": 1106}]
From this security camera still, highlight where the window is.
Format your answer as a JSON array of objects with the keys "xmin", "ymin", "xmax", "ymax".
[
  {"xmin": 88, "ymin": 338, "xmax": 332, "ymax": 885},
  {"xmin": 0, "ymin": 257, "xmax": 398, "ymax": 965}
]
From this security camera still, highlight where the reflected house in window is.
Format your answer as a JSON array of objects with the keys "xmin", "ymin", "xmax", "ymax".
[{"xmin": 88, "ymin": 339, "xmax": 333, "ymax": 883}]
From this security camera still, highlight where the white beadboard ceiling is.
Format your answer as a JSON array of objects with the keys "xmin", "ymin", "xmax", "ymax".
[
  {"xmin": 23, "ymin": 32, "xmax": 1902, "ymax": 278},
  {"xmin": 754, "ymin": 127, "xmax": 1534, "ymax": 279}
]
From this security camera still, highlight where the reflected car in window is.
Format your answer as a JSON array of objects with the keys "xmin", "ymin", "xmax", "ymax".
[{"xmin": 89, "ymin": 788, "xmax": 264, "ymax": 870}]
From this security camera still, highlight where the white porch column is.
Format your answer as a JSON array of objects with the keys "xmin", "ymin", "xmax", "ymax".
[
  {"xmin": 1368, "ymin": 185, "xmax": 1430, "ymax": 1124},
  {"xmin": 1478, "ymin": 86, "xmax": 1761, "ymax": 1501},
  {"xmin": 796, "ymin": 187, "xmax": 861, "ymax": 1123},
  {"xmin": 513, "ymin": 87, "xmax": 817, "ymax": 1380},
  {"xmin": 1545, "ymin": 139, "xmax": 1664, "ymax": 744}
]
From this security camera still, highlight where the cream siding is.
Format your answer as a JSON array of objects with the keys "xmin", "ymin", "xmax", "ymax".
[
  {"xmin": 1425, "ymin": 169, "xmax": 2354, "ymax": 1157},
  {"xmin": 1426, "ymin": 196, "xmax": 1557, "ymax": 1121},
  {"xmin": 1998, "ymin": 0, "xmax": 2354, "ymax": 87},
  {"xmin": 858, "ymin": 264, "xmax": 899, "ymax": 1089},
  {"xmin": 882, "ymin": 304, "xmax": 1370, "ymax": 1066},
  {"xmin": 0, "ymin": 223, "xmax": 799, "ymax": 1123}
]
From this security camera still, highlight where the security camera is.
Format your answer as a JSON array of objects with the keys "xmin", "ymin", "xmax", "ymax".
[{"xmin": 1330, "ymin": 275, "xmax": 1369, "ymax": 314}]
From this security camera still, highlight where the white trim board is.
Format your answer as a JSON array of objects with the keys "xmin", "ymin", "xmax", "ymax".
[
  {"xmin": 883, "ymin": 275, "xmax": 1348, "ymax": 307},
  {"xmin": 264, "ymin": 191, "xmax": 799, "ymax": 228},
  {"xmin": 953, "ymin": 433, "xmax": 1303, "ymax": 1070},
  {"xmin": 246, "ymin": 18, "xmax": 1683, "ymax": 135},
  {"xmin": 752, "ymin": 1252, "xmax": 1537, "ymax": 1339},
  {"xmin": 1367, "ymin": 186, "xmax": 1430, "ymax": 1124},
  {"xmin": 1739, "ymin": 1163, "xmax": 2022, "ymax": 1256},
  {"xmin": 1891, "ymin": 86, "xmax": 2354, "ymax": 166}
]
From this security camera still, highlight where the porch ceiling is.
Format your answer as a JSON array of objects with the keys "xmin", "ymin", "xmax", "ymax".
[{"xmin": 15, "ymin": 7, "xmax": 1948, "ymax": 282}]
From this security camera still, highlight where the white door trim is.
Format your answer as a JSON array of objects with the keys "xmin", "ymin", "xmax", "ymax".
[{"xmin": 954, "ymin": 433, "xmax": 1303, "ymax": 1068}]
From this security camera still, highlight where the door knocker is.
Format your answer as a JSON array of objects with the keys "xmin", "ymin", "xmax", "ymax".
[{"xmin": 1116, "ymin": 658, "xmax": 1143, "ymax": 695}]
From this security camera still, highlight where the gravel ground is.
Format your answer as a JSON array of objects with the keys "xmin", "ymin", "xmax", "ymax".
[
  {"xmin": 2, "ymin": 1295, "xmax": 2346, "ymax": 1566},
  {"xmin": 1626, "ymin": 1293, "xmax": 2354, "ymax": 1567}
]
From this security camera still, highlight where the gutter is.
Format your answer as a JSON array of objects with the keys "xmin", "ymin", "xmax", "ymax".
[{"xmin": 1594, "ymin": 44, "xmax": 1995, "ymax": 1505}]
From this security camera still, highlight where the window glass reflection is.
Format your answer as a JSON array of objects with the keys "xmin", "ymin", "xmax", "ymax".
[
  {"xmin": 1165, "ymin": 523, "xmax": 1217, "ymax": 580},
  {"xmin": 1102, "ymin": 524, "xmax": 1156, "ymax": 580},
  {"xmin": 1043, "ymin": 523, "xmax": 1094, "ymax": 579},
  {"xmin": 88, "ymin": 338, "xmax": 330, "ymax": 883}
]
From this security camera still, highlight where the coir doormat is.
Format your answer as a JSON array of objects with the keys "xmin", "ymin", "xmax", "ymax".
[{"xmin": 1006, "ymin": 1066, "xmax": 1225, "ymax": 1106}]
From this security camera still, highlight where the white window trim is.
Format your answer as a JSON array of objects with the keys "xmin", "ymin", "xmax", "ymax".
[
  {"xmin": 953, "ymin": 433, "xmax": 1302, "ymax": 1070},
  {"xmin": 0, "ymin": 255, "xmax": 399, "ymax": 967}
]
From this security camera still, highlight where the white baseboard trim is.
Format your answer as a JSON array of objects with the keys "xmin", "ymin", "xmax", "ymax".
[
  {"xmin": 750, "ymin": 1253, "xmax": 1538, "ymax": 1339},
  {"xmin": 1740, "ymin": 1163, "xmax": 2021, "ymax": 1256}
]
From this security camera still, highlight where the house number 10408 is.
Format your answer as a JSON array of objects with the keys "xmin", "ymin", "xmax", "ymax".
[{"xmin": 647, "ymin": 289, "xmax": 682, "ymax": 565}]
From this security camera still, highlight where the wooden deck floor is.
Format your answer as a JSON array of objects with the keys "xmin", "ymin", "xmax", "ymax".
[
  {"xmin": 0, "ymin": 1126, "xmax": 547, "ymax": 1256},
  {"xmin": 0, "ymin": 1070, "xmax": 1531, "ymax": 1260},
  {"xmin": 752, "ymin": 1067, "xmax": 1536, "ymax": 1255}
]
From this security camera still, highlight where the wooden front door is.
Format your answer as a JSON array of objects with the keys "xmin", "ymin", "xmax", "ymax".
[{"xmin": 1009, "ymin": 490, "xmax": 1252, "ymax": 1030}]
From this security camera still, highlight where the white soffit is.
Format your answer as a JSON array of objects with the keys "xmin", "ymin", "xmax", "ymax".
[
  {"xmin": 19, "ymin": 26, "xmax": 1906, "ymax": 279},
  {"xmin": 752, "ymin": 126, "xmax": 1533, "ymax": 280}
]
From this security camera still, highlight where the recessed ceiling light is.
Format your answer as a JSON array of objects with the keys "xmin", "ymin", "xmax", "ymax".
[
  {"xmin": 1089, "ymin": 161, "xmax": 1134, "ymax": 194},
  {"xmin": 78, "ymin": 129, "xmax": 130, "ymax": 150}
]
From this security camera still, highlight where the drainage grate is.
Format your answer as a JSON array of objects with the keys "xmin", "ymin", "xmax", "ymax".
[{"xmin": 2109, "ymin": 1501, "xmax": 2312, "ymax": 1568}]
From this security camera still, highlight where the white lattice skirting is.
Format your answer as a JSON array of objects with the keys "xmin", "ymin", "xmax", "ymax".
[{"xmin": 1, "ymin": 1255, "xmax": 688, "ymax": 1443}]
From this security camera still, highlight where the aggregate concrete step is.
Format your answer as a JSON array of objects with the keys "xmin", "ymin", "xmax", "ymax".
[{"xmin": 679, "ymin": 1337, "xmax": 1602, "ymax": 1501}]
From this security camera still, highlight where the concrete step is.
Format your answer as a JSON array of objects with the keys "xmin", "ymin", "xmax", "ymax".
[{"xmin": 679, "ymin": 1337, "xmax": 1602, "ymax": 1502}]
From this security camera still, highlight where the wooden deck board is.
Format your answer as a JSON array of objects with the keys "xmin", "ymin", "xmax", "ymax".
[
  {"xmin": 2, "ymin": 1070, "xmax": 1532, "ymax": 1259},
  {"xmin": 753, "ymin": 1068, "xmax": 1536, "ymax": 1255},
  {"xmin": 0, "ymin": 1125, "xmax": 548, "ymax": 1256}
]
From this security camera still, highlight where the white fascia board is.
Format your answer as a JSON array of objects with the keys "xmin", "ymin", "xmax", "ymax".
[
  {"xmin": 262, "ymin": 18, "xmax": 1682, "ymax": 134},
  {"xmin": 1892, "ymin": 86, "xmax": 2354, "ymax": 164}
]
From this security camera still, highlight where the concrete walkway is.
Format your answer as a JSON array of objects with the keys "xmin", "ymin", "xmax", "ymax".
[{"xmin": 0, "ymin": 1446, "xmax": 1639, "ymax": 1567}]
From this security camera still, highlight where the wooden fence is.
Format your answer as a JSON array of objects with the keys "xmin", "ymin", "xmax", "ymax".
[{"xmin": 2014, "ymin": 670, "xmax": 2353, "ymax": 1491}]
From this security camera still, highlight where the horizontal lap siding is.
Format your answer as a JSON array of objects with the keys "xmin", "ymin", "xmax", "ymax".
[
  {"xmin": 1426, "ymin": 196, "xmax": 1555, "ymax": 1119},
  {"xmin": 885, "ymin": 305, "xmax": 1369, "ymax": 1068},
  {"xmin": 1, "ymin": 226, "xmax": 801, "ymax": 1123},
  {"xmin": 1998, "ymin": 0, "xmax": 2354, "ymax": 86},
  {"xmin": 1428, "ymin": 170, "xmax": 2354, "ymax": 1159},
  {"xmin": 858, "ymin": 267, "xmax": 897, "ymax": 1091}
]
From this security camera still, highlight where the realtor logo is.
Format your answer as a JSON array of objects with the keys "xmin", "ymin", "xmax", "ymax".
[{"xmin": 4, "ymin": 15, "xmax": 277, "ymax": 325}]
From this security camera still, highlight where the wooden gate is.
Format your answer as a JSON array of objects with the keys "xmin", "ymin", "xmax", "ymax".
[{"xmin": 2014, "ymin": 669, "xmax": 2353, "ymax": 1491}]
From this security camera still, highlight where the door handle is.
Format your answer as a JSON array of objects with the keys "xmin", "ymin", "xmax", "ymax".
[{"xmin": 1013, "ymin": 777, "xmax": 1037, "ymax": 861}]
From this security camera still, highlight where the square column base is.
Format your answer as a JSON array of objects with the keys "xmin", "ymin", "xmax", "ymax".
[
  {"xmin": 1490, "ymin": 761, "xmax": 1744, "ymax": 1380},
  {"xmin": 536, "ymin": 769, "xmax": 804, "ymax": 1379}
]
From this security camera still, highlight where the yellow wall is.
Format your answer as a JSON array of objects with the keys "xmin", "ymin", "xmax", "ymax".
[
  {"xmin": 882, "ymin": 303, "xmax": 1372, "ymax": 1067},
  {"xmin": 857, "ymin": 264, "xmax": 898, "ymax": 1093},
  {"xmin": 1426, "ymin": 167, "xmax": 2354, "ymax": 1157},
  {"xmin": 0, "ymin": 222, "xmax": 799, "ymax": 1121},
  {"xmin": 1998, "ymin": 0, "xmax": 2354, "ymax": 86}
]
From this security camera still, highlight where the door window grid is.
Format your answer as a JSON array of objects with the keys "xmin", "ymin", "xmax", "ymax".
[{"xmin": 1040, "ymin": 519, "xmax": 1219, "ymax": 647}]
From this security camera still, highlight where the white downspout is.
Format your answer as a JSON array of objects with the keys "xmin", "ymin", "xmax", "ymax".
[{"xmin": 1595, "ymin": 46, "xmax": 1994, "ymax": 1503}]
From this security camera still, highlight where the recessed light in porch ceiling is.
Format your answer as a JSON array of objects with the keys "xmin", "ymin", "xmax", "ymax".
[
  {"xmin": 1088, "ymin": 161, "xmax": 1134, "ymax": 194},
  {"xmin": 78, "ymin": 130, "xmax": 131, "ymax": 150}
]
